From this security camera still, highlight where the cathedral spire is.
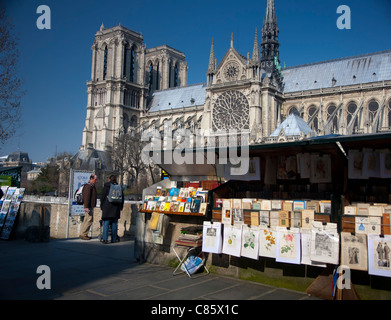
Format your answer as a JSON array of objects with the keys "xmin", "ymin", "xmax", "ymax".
[
  {"xmin": 252, "ymin": 27, "xmax": 260, "ymax": 61},
  {"xmin": 207, "ymin": 38, "xmax": 216, "ymax": 74},
  {"xmin": 260, "ymin": 0, "xmax": 280, "ymax": 73}
]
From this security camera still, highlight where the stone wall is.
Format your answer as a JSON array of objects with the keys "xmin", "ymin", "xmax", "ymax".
[{"xmin": 13, "ymin": 199, "xmax": 141, "ymax": 241}]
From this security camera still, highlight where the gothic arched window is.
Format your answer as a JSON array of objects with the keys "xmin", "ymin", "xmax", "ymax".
[
  {"xmin": 308, "ymin": 106, "xmax": 318, "ymax": 132},
  {"xmin": 174, "ymin": 64, "xmax": 178, "ymax": 87},
  {"xmin": 388, "ymin": 100, "xmax": 391, "ymax": 128},
  {"xmin": 156, "ymin": 62, "xmax": 160, "ymax": 90},
  {"xmin": 103, "ymin": 46, "xmax": 108, "ymax": 80},
  {"xmin": 148, "ymin": 62, "xmax": 153, "ymax": 91},
  {"xmin": 129, "ymin": 47, "xmax": 135, "ymax": 82},
  {"xmin": 130, "ymin": 115, "xmax": 137, "ymax": 128},
  {"xmin": 327, "ymin": 104, "xmax": 338, "ymax": 133},
  {"xmin": 123, "ymin": 113, "xmax": 129, "ymax": 133},
  {"xmin": 368, "ymin": 100, "xmax": 379, "ymax": 124},
  {"xmin": 347, "ymin": 102, "xmax": 359, "ymax": 133},
  {"xmin": 288, "ymin": 106, "xmax": 298, "ymax": 115}
]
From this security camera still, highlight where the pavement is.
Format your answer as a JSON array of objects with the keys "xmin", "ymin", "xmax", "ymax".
[{"xmin": 0, "ymin": 237, "xmax": 319, "ymax": 302}]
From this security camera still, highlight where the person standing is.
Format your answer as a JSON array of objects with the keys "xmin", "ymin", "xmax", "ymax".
[
  {"xmin": 100, "ymin": 175, "xmax": 124, "ymax": 244},
  {"xmin": 79, "ymin": 174, "xmax": 98, "ymax": 240}
]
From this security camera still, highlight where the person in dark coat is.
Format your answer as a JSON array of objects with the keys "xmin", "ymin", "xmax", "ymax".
[{"xmin": 100, "ymin": 175, "xmax": 124, "ymax": 244}]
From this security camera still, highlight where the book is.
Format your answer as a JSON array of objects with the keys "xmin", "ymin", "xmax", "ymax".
[
  {"xmin": 259, "ymin": 211, "xmax": 269, "ymax": 227},
  {"xmin": 271, "ymin": 200, "xmax": 282, "ymax": 210},
  {"xmin": 199, "ymin": 203, "xmax": 207, "ymax": 215},
  {"xmin": 250, "ymin": 212, "xmax": 259, "ymax": 226},
  {"xmin": 270, "ymin": 211, "xmax": 279, "ymax": 227},
  {"xmin": 301, "ymin": 209, "xmax": 314, "ymax": 229},
  {"xmin": 368, "ymin": 205, "xmax": 383, "ymax": 217},
  {"xmin": 320, "ymin": 200, "xmax": 331, "ymax": 214},
  {"xmin": 306, "ymin": 201, "xmax": 319, "ymax": 212},
  {"xmin": 356, "ymin": 203, "xmax": 370, "ymax": 216},
  {"xmin": 282, "ymin": 201, "xmax": 293, "ymax": 211},
  {"xmin": 278, "ymin": 210, "xmax": 290, "ymax": 227},
  {"xmin": 293, "ymin": 200, "xmax": 305, "ymax": 211},
  {"xmin": 178, "ymin": 203, "xmax": 185, "ymax": 212},
  {"xmin": 383, "ymin": 213, "xmax": 391, "ymax": 235},
  {"xmin": 261, "ymin": 200, "xmax": 272, "ymax": 211},
  {"xmin": 292, "ymin": 210, "xmax": 301, "ymax": 228},
  {"xmin": 344, "ymin": 206, "xmax": 356, "ymax": 215},
  {"xmin": 190, "ymin": 198, "xmax": 201, "ymax": 213}
]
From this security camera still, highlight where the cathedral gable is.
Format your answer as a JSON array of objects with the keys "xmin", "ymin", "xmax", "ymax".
[{"xmin": 215, "ymin": 49, "xmax": 247, "ymax": 84}]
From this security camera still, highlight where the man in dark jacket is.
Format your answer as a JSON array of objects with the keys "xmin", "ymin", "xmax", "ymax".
[
  {"xmin": 100, "ymin": 175, "xmax": 124, "ymax": 244},
  {"xmin": 79, "ymin": 174, "xmax": 98, "ymax": 240}
]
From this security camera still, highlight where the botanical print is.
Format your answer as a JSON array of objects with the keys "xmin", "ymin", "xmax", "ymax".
[
  {"xmin": 259, "ymin": 227, "xmax": 276, "ymax": 258},
  {"xmin": 240, "ymin": 226, "xmax": 259, "ymax": 260},
  {"xmin": 368, "ymin": 234, "xmax": 391, "ymax": 277},
  {"xmin": 341, "ymin": 232, "xmax": 368, "ymax": 271},
  {"xmin": 222, "ymin": 225, "xmax": 242, "ymax": 257},
  {"xmin": 276, "ymin": 228, "xmax": 301, "ymax": 264}
]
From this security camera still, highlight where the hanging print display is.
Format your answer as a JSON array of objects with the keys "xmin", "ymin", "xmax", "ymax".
[
  {"xmin": 276, "ymin": 227, "xmax": 301, "ymax": 264},
  {"xmin": 240, "ymin": 225, "xmax": 259, "ymax": 260},
  {"xmin": 202, "ymin": 221, "xmax": 223, "ymax": 254},
  {"xmin": 368, "ymin": 234, "xmax": 391, "ymax": 277},
  {"xmin": 222, "ymin": 224, "xmax": 242, "ymax": 257}
]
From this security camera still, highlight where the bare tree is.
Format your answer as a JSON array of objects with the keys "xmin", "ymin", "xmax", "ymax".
[
  {"xmin": 110, "ymin": 131, "xmax": 160, "ymax": 193},
  {"xmin": 0, "ymin": 5, "xmax": 24, "ymax": 143}
]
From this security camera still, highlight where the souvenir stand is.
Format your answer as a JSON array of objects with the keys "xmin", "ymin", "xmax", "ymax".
[{"xmin": 136, "ymin": 133, "xmax": 391, "ymax": 298}]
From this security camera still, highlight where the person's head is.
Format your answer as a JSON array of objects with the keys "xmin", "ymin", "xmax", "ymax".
[
  {"xmin": 90, "ymin": 174, "xmax": 98, "ymax": 184},
  {"xmin": 109, "ymin": 175, "xmax": 117, "ymax": 183}
]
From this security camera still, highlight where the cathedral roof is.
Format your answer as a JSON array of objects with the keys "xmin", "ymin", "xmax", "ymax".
[
  {"xmin": 148, "ymin": 83, "xmax": 206, "ymax": 112},
  {"xmin": 270, "ymin": 113, "xmax": 314, "ymax": 137},
  {"xmin": 282, "ymin": 50, "xmax": 391, "ymax": 93}
]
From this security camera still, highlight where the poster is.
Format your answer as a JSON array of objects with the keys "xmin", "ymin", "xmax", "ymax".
[
  {"xmin": 202, "ymin": 221, "xmax": 223, "ymax": 254},
  {"xmin": 71, "ymin": 170, "xmax": 93, "ymax": 215},
  {"xmin": 0, "ymin": 187, "xmax": 25, "ymax": 240}
]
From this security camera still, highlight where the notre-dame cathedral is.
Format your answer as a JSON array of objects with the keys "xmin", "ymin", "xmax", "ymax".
[{"xmin": 76, "ymin": 0, "xmax": 391, "ymax": 175}]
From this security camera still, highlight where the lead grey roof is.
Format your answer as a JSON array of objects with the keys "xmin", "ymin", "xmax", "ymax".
[
  {"xmin": 148, "ymin": 83, "xmax": 206, "ymax": 112},
  {"xmin": 282, "ymin": 50, "xmax": 391, "ymax": 93}
]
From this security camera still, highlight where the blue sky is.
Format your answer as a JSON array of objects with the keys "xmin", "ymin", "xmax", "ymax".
[{"xmin": 2, "ymin": 0, "xmax": 391, "ymax": 163}]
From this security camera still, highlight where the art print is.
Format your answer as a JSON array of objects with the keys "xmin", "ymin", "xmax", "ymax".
[
  {"xmin": 259, "ymin": 227, "xmax": 276, "ymax": 258},
  {"xmin": 341, "ymin": 232, "xmax": 368, "ymax": 271},
  {"xmin": 276, "ymin": 228, "xmax": 301, "ymax": 264},
  {"xmin": 277, "ymin": 155, "xmax": 297, "ymax": 180},
  {"xmin": 368, "ymin": 234, "xmax": 391, "ymax": 277},
  {"xmin": 202, "ymin": 221, "xmax": 222, "ymax": 254},
  {"xmin": 240, "ymin": 226, "xmax": 259, "ymax": 260},
  {"xmin": 348, "ymin": 150, "xmax": 366, "ymax": 179},
  {"xmin": 300, "ymin": 230, "xmax": 326, "ymax": 267},
  {"xmin": 222, "ymin": 225, "xmax": 242, "ymax": 257},
  {"xmin": 310, "ymin": 224, "xmax": 339, "ymax": 265},
  {"xmin": 379, "ymin": 150, "xmax": 391, "ymax": 178},
  {"xmin": 362, "ymin": 149, "xmax": 380, "ymax": 178},
  {"xmin": 310, "ymin": 154, "xmax": 331, "ymax": 183}
]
